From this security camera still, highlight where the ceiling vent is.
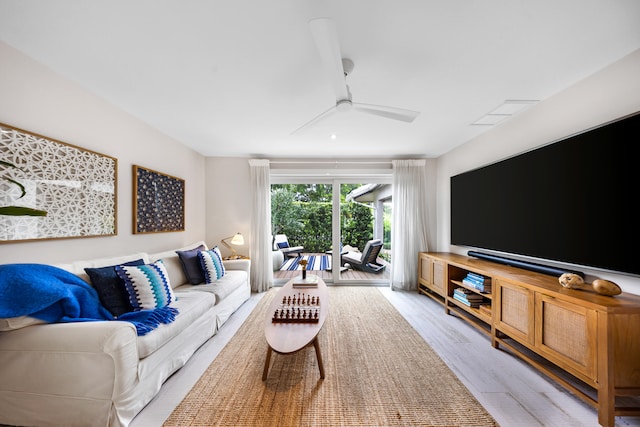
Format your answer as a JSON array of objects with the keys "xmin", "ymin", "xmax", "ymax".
[{"xmin": 472, "ymin": 100, "xmax": 538, "ymax": 126}]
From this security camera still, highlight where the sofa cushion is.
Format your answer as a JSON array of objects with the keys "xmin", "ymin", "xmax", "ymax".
[
  {"xmin": 155, "ymin": 252, "xmax": 186, "ymax": 290},
  {"xmin": 176, "ymin": 270, "xmax": 246, "ymax": 304},
  {"xmin": 198, "ymin": 247, "xmax": 225, "ymax": 283},
  {"xmin": 136, "ymin": 291, "xmax": 215, "ymax": 358},
  {"xmin": 55, "ymin": 252, "xmax": 151, "ymax": 283},
  {"xmin": 149, "ymin": 241, "xmax": 208, "ymax": 289},
  {"xmin": 0, "ymin": 316, "xmax": 45, "ymax": 331},
  {"xmin": 176, "ymin": 244, "xmax": 206, "ymax": 285},
  {"xmin": 85, "ymin": 259, "xmax": 145, "ymax": 317},
  {"xmin": 115, "ymin": 260, "xmax": 176, "ymax": 310}
]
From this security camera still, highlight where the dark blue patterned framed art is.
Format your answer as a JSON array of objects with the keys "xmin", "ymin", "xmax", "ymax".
[{"xmin": 133, "ymin": 165, "xmax": 184, "ymax": 234}]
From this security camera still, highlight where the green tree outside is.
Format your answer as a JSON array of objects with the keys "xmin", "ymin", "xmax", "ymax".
[{"xmin": 271, "ymin": 184, "xmax": 374, "ymax": 253}]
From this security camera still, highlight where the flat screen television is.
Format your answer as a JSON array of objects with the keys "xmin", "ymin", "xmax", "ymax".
[{"xmin": 450, "ymin": 111, "xmax": 640, "ymax": 277}]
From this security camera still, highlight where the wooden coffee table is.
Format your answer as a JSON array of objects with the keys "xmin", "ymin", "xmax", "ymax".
[{"xmin": 262, "ymin": 276, "xmax": 329, "ymax": 380}]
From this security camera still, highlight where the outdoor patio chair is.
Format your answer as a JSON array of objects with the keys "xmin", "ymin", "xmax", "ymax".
[
  {"xmin": 325, "ymin": 242, "xmax": 356, "ymax": 256},
  {"xmin": 273, "ymin": 234, "xmax": 304, "ymax": 258},
  {"xmin": 340, "ymin": 239, "xmax": 386, "ymax": 273}
]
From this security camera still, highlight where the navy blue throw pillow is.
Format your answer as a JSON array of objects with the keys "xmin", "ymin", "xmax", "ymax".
[
  {"xmin": 85, "ymin": 259, "xmax": 145, "ymax": 317},
  {"xmin": 176, "ymin": 244, "xmax": 207, "ymax": 285}
]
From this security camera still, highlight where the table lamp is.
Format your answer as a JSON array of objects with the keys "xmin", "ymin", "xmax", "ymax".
[{"xmin": 221, "ymin": 232, "xmax": 244, "ymax": 258}]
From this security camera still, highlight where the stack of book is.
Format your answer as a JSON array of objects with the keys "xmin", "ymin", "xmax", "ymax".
[
  {"xmin": 462, "ymin": 272, "xmax": 492, "ymax": 293},
  {"xmin": 452, "ymin": 287, "xmax": 484, "ymax": 308},
  {"xmin": 292, "ymin": 274, "xmax": 319, "ymax": 288}
]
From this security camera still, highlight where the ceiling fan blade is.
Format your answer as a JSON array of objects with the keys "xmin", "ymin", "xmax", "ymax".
[
  {"xmin": 309, "ymin": 17, "xmax": 349, "ymax": 101},
  {"xmin": 352, "ymin": 103, "xmax": 420, "ymax": 123},
  {"xmin": 291, "ymin": 105, "xmax": 337, "ymax": 135}
]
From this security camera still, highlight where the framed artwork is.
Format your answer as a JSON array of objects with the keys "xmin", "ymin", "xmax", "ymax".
[
  {"xmin": 0, "ymin": 122, "xmax": 117, "ymax": 242},
  {"xmin": 133, "ymin": 165, "xmax": 185, "ymax": 233}
]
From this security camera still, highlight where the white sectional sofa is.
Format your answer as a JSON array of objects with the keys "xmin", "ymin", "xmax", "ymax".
[{"xmin": 0, "ymin": 241, "xmax": 251, "ymax": 427}]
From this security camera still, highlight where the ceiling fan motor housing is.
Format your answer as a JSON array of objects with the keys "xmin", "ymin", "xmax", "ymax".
[{"xmin": 336, "ymin": 99, "xmax": 352, "ymax": 112}]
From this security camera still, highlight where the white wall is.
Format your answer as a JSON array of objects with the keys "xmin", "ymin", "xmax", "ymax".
[
  {"xmin": 204, "ymin": 157, "xmax": 252, "ymax": 257},
  {"xmin": 435, "ymin": 48, "xmax": 640, "ymax": 295},
  {"xmin": 0, "ymin": 42, "xmax": 207, "ymax": 264}
]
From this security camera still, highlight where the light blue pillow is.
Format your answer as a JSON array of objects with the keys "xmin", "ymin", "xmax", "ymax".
[
  {"xmin": 115, "ymin": 260, "xmax": 176, "ymax": 310},
  {"xmin": 198, "ymin": 247, "xmax": 225, "ymax": 283}
]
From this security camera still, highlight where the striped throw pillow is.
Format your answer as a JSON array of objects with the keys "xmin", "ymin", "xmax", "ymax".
[
  {"xmin": 115, "ymin": 260, "xmax": 176, "ymax": 310},
  {"xmin": 198, "ymin": 247, "xmax": 225, "ymax": 283}
]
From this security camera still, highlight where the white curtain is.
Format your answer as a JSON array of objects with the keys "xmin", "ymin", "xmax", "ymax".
[
  {"xmin": 391, "ymin": 159, "xmax": 429, "ymax": 291},
  {"xmin": 248, "ymin": 159, "xmax": 273, "ymax": 292}
]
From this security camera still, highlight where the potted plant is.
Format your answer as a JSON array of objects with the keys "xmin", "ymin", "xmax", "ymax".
[{"xmin": 0, "ymin": 160, "xmax": 47, "ymax": 216}]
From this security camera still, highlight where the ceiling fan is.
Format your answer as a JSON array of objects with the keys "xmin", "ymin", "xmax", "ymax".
[{"xmin": 292, "ymin": 17, "xmax": 420, "ymax": 135}]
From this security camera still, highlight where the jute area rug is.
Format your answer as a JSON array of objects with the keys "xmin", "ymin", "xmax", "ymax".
[{"xmin": 164, "ymin": 286, "xmax": 498, "ymax": 427}]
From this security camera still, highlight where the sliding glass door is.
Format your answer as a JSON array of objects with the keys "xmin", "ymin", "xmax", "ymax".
[
  {"xmin": 271, "ymin": 178, "xmax": 391, "ymax": 285},
  {"xmin": 271, "ymin": 183, "xmax": 333, "ymax": 282},
  {"xmin": 333, "ymin": 182, "xmax": 391, "ymax": 284}
]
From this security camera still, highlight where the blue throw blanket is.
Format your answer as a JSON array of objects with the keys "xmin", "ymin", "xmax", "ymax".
[{"xmin": 0, "ymin": 263, "xmax": 178, "ymax": 336}]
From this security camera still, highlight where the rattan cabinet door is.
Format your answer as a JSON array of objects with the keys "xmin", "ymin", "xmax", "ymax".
[
  {"xmin": 431, "ymin": 259, "xmax": 446, "ymax": 296},
  {"xmin": 494, "ymin": 279, "xmax": 535, "ymax": 346},
  {"xmin": 418, "ymin": 253, "xmax": 433, "ymax": 290},
  {"xmin": 418, "ymin": 254, "xmax": 446, "ymax": 298},
  {"xmin": 535, "ymin": 293, "xmax": 597, "ymax": 382}
]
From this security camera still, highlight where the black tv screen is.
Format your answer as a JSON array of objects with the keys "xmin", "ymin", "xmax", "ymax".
[{"xmin": 451, "ymin": 111, "xmax": 640, "ymax": 277}]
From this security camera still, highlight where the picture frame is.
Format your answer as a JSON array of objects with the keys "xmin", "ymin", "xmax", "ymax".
[
  {"xmin": 133, "ymin": 165, "xmax": 185, "ymax": 234},
  {"xmin": 0, "ymin": 122, "xmax": 117, "ymax": 242}
]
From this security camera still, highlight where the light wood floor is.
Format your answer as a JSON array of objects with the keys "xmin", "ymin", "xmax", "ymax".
[{"xmin": 130, "ymin": 287, "xmax": 640, "ymax": 427}]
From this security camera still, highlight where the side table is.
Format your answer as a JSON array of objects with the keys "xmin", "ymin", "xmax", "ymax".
[{"xmin": 223, "ymin": 255, "xmax": 250, "ymax": 261}]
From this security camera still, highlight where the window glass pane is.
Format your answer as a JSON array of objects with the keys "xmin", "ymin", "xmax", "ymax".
[
  {"xmin": 271, "ymin": 180, "xmax": 391, "ymax": 285},
  {"xmin": 271, "ymin": 184, "xmax": 333, "ymax": 282}
]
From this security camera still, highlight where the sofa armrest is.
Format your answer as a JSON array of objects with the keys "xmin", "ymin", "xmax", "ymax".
[
  {"xmin": 223, "ymin": 258, "xmax": 250, "ymax": 274},
  {"xmin": 0, "ymin": 321, "xmax": 139, "ymax": 406}
]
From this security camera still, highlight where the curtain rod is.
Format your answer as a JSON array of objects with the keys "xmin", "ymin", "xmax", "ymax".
[{"xmin": 269, "ymin": 160, "xmax": 393, "ymax": 165}]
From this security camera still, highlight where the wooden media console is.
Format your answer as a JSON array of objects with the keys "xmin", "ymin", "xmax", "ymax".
[{"xmin": 418, "ymin": 252, "xmax": 640, "ymax": 427}]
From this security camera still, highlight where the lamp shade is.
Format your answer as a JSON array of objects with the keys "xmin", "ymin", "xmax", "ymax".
[
  {"xmin": 230, "ymin": 233, "xmax": 244, "ymax": 245},
  {"xmin": 221, "ymin": 232, "xmax": 244, "ymax": 257}
]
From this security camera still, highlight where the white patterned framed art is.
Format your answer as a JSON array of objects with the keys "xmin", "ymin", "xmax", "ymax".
[{"xmin": 0, "ymin": 123, "xmax": 117, "ymax": 242}]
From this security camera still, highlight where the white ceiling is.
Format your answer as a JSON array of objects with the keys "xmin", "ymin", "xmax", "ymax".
[{"xmin": 1, "ymin": 1, "xmax": 639, "ymax": 158}]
